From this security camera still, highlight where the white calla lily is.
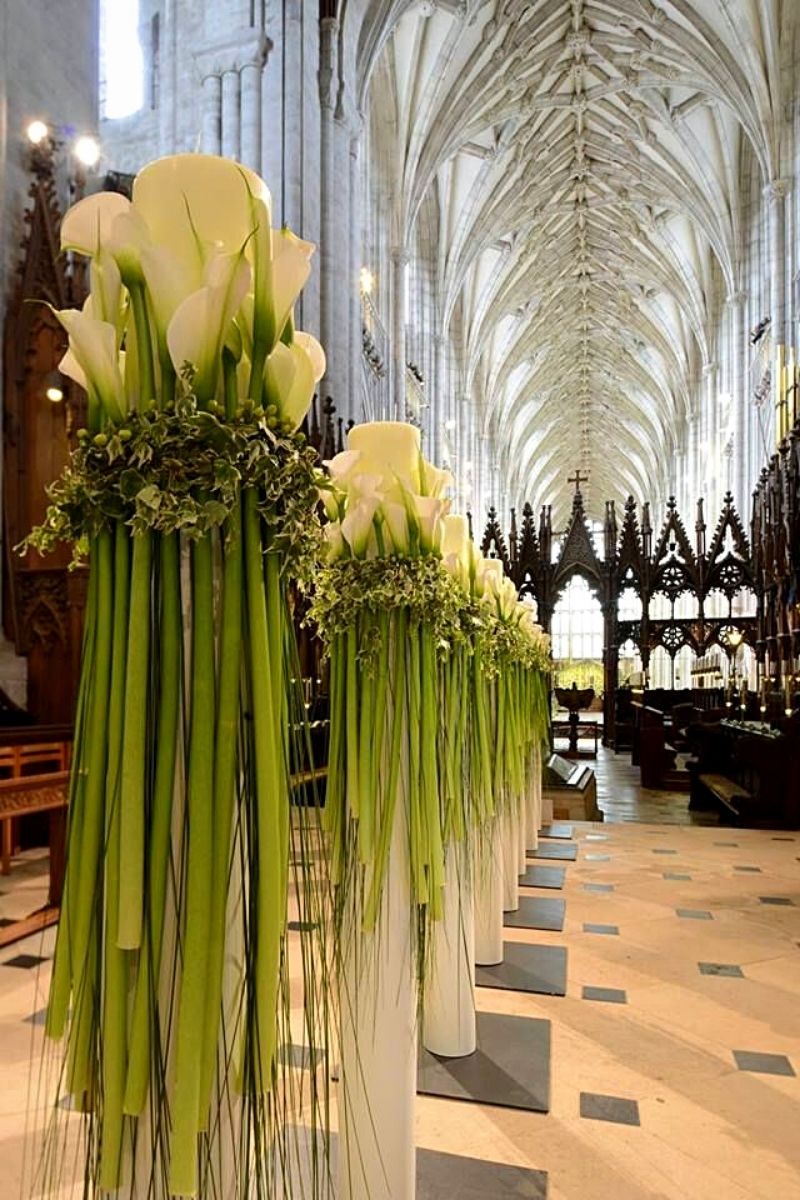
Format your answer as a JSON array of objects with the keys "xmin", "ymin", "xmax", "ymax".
[
  {"xmin": 441, "ymin": 514, "xmax": 470, "ymax": 566},
  {"xmin": 324, "ymin": 522, "xmax": 346, "ymax": 561},
  {"xmin": 347, "ymin": 422, "xmax": 421, "ymax": 490},
  {"xmin": 106, "ymin": 209, "xmax": 152, "ymax": 287},
  {"xmin": 293, "ymin": 330, "xmax": 326, "ymax": 382},
  {"xmin": 409, "ymin": 494, "xmax": 449, "ymax": 555},
  {"xmin": 89, "ymin": 247, "xmax": 124, "ymax": 337},
  {"xmin": 421, "ymin": 460, "xmax": 454, "ymax": 499},
  {"xmin": 263, "ymin": 341, "xmax": 315, "ymax": 430},
  {"xmin": 475, "ymin": 557, "xmax": 503, "ymax": 597},
  {"xmin": 341, "ymin": 497, "xmax": 379, "ymax": 558},
  {"xmin": 55, "ymin": 308, "xmax": 126, "ymax": 424},
  {"xmin": 60, "ymin": 191, "xmax": 132, "ymax": 256},
  {"xmin": 324, "ymin": 450, "xmax": 363, "ymax": 483},
  {"xmin": 272, "ymin": 228, "xmax": 315, "ymax": 343},
  {"xmin": 58, "ymin": 347, "xmax": 87, "ymax": 391},
  {"xmin": 167, "ymin": 249, "xmax": 251, "ymax": 403},
  {"xmin": 382, "ymin": 502, "xmax": 411, "ymax": 555},
  {"xmin": 132, "ymin": 154, "xmax": 270, "ymax": 272}
]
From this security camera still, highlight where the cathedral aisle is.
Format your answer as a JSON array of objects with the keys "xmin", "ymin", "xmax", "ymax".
[{"xmin": 1, "ymin": 824, "xmax": 798, "ymax": 1199}]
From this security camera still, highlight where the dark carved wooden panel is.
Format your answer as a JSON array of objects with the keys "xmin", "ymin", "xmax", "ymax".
[{"xmin": 2, "ymin": 149, "xmax": 88, "ymax": 724}]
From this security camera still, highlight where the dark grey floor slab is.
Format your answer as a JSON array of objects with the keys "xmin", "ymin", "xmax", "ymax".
[
  {"xmin": 652, "ymin": 849, "xmax": 677, "ymax": 855},
  {"xmin": 504, "ymin": 896, "xmax": 565, "ymax": 932},
  {"xmin": 540, "ymin": 823, "xmax": 573, "ymax": 840},
  {"xmin": 519, "ymin": 865, "xmax": 565, "ymax": 890},
  {"xmin": 580, "ymin": 1092, "xmax": 640, "ymax": 1126},
  {"xmin": 582, "ymin": 986, "xmax": 627, "ymax": 1004},
  {"xmin": 699, "ymin": 963, "xmax": 744, "ymax": 978},
  {"xmin": 2, "ymin": 953, "xmax": 48, "ymax": 969},
  {"xmin": 418, "ymin": 1148, "xmax": 547, "ymax": 1199},
  {"xmin": 418, "ymin": 1010, "xmax": 551, "ymax": 1114},
  {"xmin": 476, "ymin": 942, "xmax": 567, "ymax": 997},
  {"xmin": 583, "ymin": 923, "xmax": 619, "ymax": 936},
  {"xmin": 285, "ymin": 1130, "xmax": 549, "ymax": 1197},
  {"xmin": 758, "ymin": 896, "xmax": 795, "ymax": 906},
  {"xmin": 528, "ymin": 842, "xmax": 577, "ymax": 862},
  {"xmin": 733, "ymin": 1050, "xmax": 795, "ymax": 1076},
  {"xmin": 664, "ymin": 872, "xmax": 692, "ymax": 881},
  {"xmin": 734, "ymin": 866, "xmax": 762, "ymax": 873},
  {"xmin": 676, "ymin": 909, "xmax": 713, "ymax": 920},
  {"xmin": 583, "ymin": 883, "xmax": 614, "ymax": 893}
]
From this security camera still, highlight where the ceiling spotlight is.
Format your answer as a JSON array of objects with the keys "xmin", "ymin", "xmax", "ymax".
[
  {"xmin": 74, "ymin": 135, "xmax": 101, "ymax": 167},
  {"xmin": 26, "ymin": 119, "xmax": 49, "ymax": 145}
]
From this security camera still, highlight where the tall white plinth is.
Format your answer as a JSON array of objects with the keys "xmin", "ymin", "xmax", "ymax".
[
  {"xmin": 474, "ymin": 819, "xmax": 503, "ymax": 966},
  {"xmin": 422, "ymin": 840, "xmax": 476, "ymax": 1057},
  {"xmin": 518, "ymin": 793, "xmax": 528, "ymax": 873},
  {"xmin": 338, "ymin": 799, "xmax": 416, "ymax": 1200},
  {"xmin": 502, "ymin": 805, "xmax": 520, "ymax": 913}
]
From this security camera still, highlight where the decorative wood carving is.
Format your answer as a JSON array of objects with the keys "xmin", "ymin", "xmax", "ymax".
[
  {"xmin": 2, "ymin": 147, "xmax": 88, "ymax": 724},
  {"xmin": 481, "ymin": 483, "xmax": 760, "ymax": 746}
]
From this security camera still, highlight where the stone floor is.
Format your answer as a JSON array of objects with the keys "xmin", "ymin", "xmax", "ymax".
[
  {"xmin": 594, "ymin": 746, "xmax": 719, "ymax": 826},
  {"xmin": 1, "ymin": 822, "xmax": 799, "ymax": 1198}
]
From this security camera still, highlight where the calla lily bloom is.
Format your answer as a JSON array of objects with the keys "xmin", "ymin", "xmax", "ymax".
[
  {"xmin": 263, "ymin": 341, "xmax": 315, "ymax": 430},
  {"xmin": 60, "ymin": 191, "xmax": 132, "ymax": 256},
  {"xmin": 167, "ymin": 250, "xmax": 251, "ymax": 404},
  {"xmin": 409, "ymin": 494, "xmax": 449, "ymax": 554},
  {"xmin": 382, "ymin": 502, "xmax": 411, "ymax": 555},
  {"xmin": 54, "ymin": 308, "xmax": 126, "ymax": 424},
  {"xmin": 324, "ymin": 522, "xmax": 346, "ymax": 561},
  {"xmin": 341, "ymin": 497, "xmax": 380, "ymax": 558},
  {"xmin": 272, "ymin": 229, "xmax": 315, "ymax": 345},
  {"xmin": 347, "ymin": 422, "xmax": 422, "ymax": 490},
  {"xmin": 293, "ymin": 330, "xmax": 326, "ymax": 382}
]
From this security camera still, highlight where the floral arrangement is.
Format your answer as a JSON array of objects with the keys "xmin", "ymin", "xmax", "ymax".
[{"xmin": 28, "ymin": 154, "xmax": 330, "ymax": 1199}]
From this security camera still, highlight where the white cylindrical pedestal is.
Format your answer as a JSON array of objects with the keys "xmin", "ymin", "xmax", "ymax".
[
  {"xmin": 474, "ymin": 820, "xmax": 503, "ymax": 966},
  {"xmin": 423, "ymin": 840, "xmax": 476, "ymax": 1058},
  {"xmin": 338, "ymin": 797, "xmax": 416, "ymax": 1200},
  {"xmin": 502, "ymin": 805, "xmax": 520, "ymax": 913},
  {"xmin": 518, "ymin": 794, "xmax": 528, "ymax": 873}
]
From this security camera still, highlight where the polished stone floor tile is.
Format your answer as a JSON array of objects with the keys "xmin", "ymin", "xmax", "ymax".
[
  {"xmin": 529, "ymin": 842, "xmax": 577, "ymax": 862},
  {"xmin": 652, "ymin": 848, "xmax": 677, "ymax": 855},
  {"xmin": 503, "ymin": 896, "xmax": 565, "ymax": 932},
  {"xmin": 585, "ymin": 853, "xmax": 611, "ymax": 862},
  {"xmin": 583, "ymin": 923, "xmax": 619, "ymax": 936},
  {"xmin": 585, "ymin": 834, "xmax": 608, "ymax": 841},
  {"xmin": 476, "ymin": 942, "xmax": 567, "ymax": 997},
  {"xmin": 23, "ymin": 1006, "xmax": 47, "ymax": 1025},
  {"xmin": 417, "ymin": 1148, "xmax": 548, "ymax": 1199},
  {"xmin": 676, "ymin": 909, "xmax": 713, "ymax": 920},
  {"xmin": 663, "ymin": 872, "xmax": 692, "ymax": 880},
  {"xmin": 540, "ymin": 823, "xmax": 573, "ymax": 840},
  {"xmin": 582, "ymin": 985, "xmax": 627, "ymax": 1004},
  {"xmin": 1, "ymin": 953, "xmax": 48, "ymax": 969},
  {"xmin": 579, "ymin": 1091, "xmax": 641, "ymax": 1126},
  {"xmin": 714, "ymin": 841, "xmax": 739, "ymax": 847},
  {"xmin": 758, "ymin": 896, "xmax": 795, "ymax": 906},
  {"xmin": 699, "ymin": 963, "xmax": 744, "ymax": 977},
  {"xmin": 518, "ymin": 866, "xmax": 565, "ymax": 890},
  {"xmin": 734, "ymin": 865, "xmax": 762, "ymax": 873},
  {"xmin": 583, "ymin": 883, "xmax": 614, "ymax": 893},
  {"xmin": 418, "ymin": 1011, "xmax": 551, "ymax": 1114},
  {"xmin": 733, "ymin": 1050, "xmax": 796, "ymax": 1076}
]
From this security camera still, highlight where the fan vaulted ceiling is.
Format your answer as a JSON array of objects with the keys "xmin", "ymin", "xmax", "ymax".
[{"xmin": 354, "ymin": 0, "xmax": 795, "ymax": 526}]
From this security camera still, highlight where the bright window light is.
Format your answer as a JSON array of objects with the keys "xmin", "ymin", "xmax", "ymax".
[{"xmin": 100, "ymin": 0, "xmax": 144, "ymax": 119}]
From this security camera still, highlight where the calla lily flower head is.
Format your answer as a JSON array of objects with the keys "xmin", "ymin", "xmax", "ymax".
[{"xmin": 347, "ymin": 422, "xmax": 422, "ymax": 494}]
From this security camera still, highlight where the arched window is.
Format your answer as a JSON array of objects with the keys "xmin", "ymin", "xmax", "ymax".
[
  {"xmin": 100, "ymin": 0, "xmax": 144, "ymax": 119},
  {"xmin": 551, "ymin": 575, "xmax": 603, "ymax": 663}
]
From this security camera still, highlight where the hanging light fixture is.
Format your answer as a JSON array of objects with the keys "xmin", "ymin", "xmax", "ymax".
[{"xmin": 26, "ymin": 119, "xmax": 49, "ymax": 145}]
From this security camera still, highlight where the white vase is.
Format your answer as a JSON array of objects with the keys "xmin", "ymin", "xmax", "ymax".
[
  {"xmin": 338, "ymin": 784, "xmax": 416, "ymax": 1200},
  {"xmin": 502, "ymin": 804, "xmax": 520, "ymax": 912},
  {"xmin": 422, "ymin": 839, "xmax": 476, "ymax": 1058},
  {"xmin": 474, "ymin": 818, "xmax": 504, "ymax": 965}
]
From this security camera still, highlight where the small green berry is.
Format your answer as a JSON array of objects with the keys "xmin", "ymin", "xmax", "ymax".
[
  {"xmin": 118, "ymin": 428, "xmax": 132, "ymax": 442},
  {"xmin": 93, "ymin": 433, "xmax": 108, "ymax": 448}
]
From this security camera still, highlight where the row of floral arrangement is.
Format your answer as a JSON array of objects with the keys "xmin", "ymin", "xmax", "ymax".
[{"xmin": 26, "ymin": 153, "xmax": 551, "ymax": 1198}]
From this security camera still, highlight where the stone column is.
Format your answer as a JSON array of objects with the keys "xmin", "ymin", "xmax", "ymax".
[
  {"xmin": 221, "ymin": 70, "xmax": 241, "ymax": 160},
  {"xmin": 201, "ymin": 74, "xmax": 222, "ymax": 155},
  {"xmin": 727, "ymin": 290, "xmax": 748, "ymax": 514},
  {"xmin": 391, "ymin": 248, "xmax": 409, "ymax": 421},
  {"xmin": 240, "ymin": 61, "xmax": 263, "ymax": 172},
  {"xmin": 349, "ymin": 126, "xmax": 363, "ymax": 423},
  {"xmin": 765, "ymin": 179, "xmax": 792, "ymax": 441},
  {"xmin": 318, "ymin": 17, "xmax": 338, "ymax": 401},
  {"xmin": 702, "ymin": 360, "xmax": 717, "ymax": 508}
]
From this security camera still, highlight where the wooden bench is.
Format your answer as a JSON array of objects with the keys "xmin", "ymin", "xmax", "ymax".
[
  {"xmin": 0, "ymin": 771, "xmax": 69, "ymax": 904},
  {"xmin": 697, "ymin": 772, "xmax": 753, "ymax": 819}
]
